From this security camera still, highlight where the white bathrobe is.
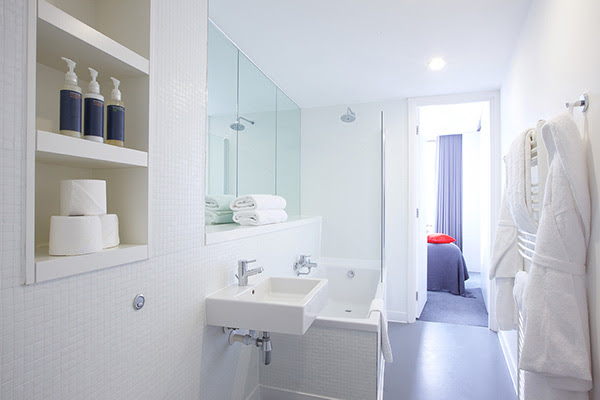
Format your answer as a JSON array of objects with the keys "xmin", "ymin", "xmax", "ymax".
[
  {"xmin": 489, "ymin": 194, "xmax": 522, "ymax": 330},
  {"xmin": 519, "ymin": 113, "xmax": 592, "ymax": 397},
  {"xmin": 489, "ymin": 129, "xmax": 537, "ymax": 330}
]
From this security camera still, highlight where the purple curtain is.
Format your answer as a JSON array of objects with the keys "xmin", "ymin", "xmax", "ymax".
[{"xmin": 435, "ymin": 134, "xmax": 463, "ymax": 250}]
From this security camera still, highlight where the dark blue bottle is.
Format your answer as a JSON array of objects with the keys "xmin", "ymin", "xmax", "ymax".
[
  {"xmin": 59, "ymin": 57, "xmax": 82, "ymax": 137},
  {"xmin": 106, "ymin": 77, "xmax": 125, "ymax": 146},
  {"xmin": 83, "ymin": 68, "xmax": 104, "ymax": 142}
]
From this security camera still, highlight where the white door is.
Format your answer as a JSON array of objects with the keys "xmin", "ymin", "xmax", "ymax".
[{"xmin": 415, "ymin": 119, "xmax": 428, "ymax": 318}]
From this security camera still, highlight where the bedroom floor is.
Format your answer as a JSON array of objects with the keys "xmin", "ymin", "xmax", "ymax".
[
  {"xmin": 383, "ymin": 321, "xmax": 516, "ymax": 400},
  {"xmin": 465, "ymin": 271, "xmax": 481, "ymax": 289},
  {"xmin": 418, "ymin": 272, "xmax": 489, "ymax": 327}
]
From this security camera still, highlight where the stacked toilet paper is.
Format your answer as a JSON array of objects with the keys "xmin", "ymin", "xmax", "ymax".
[{"xmin": 49, "ymin": 180, "xmax": 120, "ymax": 256}]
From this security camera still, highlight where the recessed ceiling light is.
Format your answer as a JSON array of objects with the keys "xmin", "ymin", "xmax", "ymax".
[{"xmin": 428, "ymin": 57, "xmax": 446, "ymax": 71}]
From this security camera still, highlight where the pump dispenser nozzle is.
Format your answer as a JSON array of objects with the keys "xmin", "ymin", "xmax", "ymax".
[
  {"xmin": 88, "ymin": 67, "xmax": 100, "ymax": 94},
  {"xmin": 61, "ymin": 57, "xmax": 78, "ymax": 85},
  {"xmin": 110, "ymin": 77, "xmax": 121, "ymax": 101}
]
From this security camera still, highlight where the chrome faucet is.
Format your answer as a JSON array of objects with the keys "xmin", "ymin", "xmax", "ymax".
[
  {"xmin": 294, "ymin": 255, "xmax": 317, "ymax": 276},
  {"xmin": 236, "ymin": 259, "xmax": 264, "ymax": 286}
]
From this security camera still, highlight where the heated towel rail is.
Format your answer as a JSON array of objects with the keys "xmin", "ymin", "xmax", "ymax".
[
  {"xmin": 516, "ymin": 128, "xmax": 541, "ymax": 399},
  {"xmin": 515, "ymin": 94, "xmax": 588, "ymax": 399}
]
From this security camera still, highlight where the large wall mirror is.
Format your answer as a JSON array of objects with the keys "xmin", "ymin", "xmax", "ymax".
[{"xmin": 206, "ymin": 22, "xmax": 301, "ymax": 223}]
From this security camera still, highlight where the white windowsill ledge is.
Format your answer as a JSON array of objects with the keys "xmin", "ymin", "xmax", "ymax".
[{"xmin": 205, "ymin": 216, "xmax": 321, "ymax": 245}]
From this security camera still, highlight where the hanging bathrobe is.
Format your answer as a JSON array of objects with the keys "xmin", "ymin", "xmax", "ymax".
[
  {"xmin": 489, "ymin": 194, "xmax": 521, "ymax": 330},
  {"xmin": 489, "ymin": 129, "xmax": 538, "ymax": 330},
  {"xmin": 520, "ymin": 112, "xmax": 592, "ymax": 397}
]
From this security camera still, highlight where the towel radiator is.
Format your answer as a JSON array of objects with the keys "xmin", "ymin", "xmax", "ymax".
[
  {"xmin": 515, "ymin": 125, "xmax": 547, "ymax": 400},
  {"xmin": 512, "ymin": 97, "xmax": 587, "ymax": 399}
]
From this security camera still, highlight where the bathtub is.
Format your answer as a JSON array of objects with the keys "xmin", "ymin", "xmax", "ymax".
[
  {"xmin": 312, "ymin": 263, "xmax": 384, "ymax": 333},
  {"xmin": 259, "ymin": 263, "xmax": 385, "ymax": 400}
]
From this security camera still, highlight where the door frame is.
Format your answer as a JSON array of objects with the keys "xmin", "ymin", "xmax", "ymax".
[{"xmin": 406, "ymin": 91, "xmax": 501, "ymax": 326}]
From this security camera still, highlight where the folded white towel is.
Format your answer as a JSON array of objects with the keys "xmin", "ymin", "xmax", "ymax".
[
  {"xmin": 369, "ymin": 298, "xmax": 393, "ymax": 363},
  {"xmin": 230, "ymin": 194, "xmax": 286, "ymax": 211},
  {"xmin": 205, "ymin": 210, "xmax": 234, "ymax": 225},
  {"xmin": 206, "ymin": 194, "xmax": 235, "ymax": 211},
  {"xmin": 233, "ymin": 210, "xmax": 288, "ymax": 226}
]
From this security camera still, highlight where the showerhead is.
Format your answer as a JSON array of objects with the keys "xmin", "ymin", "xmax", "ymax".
[
  {"xmin": 230, "ymin": 121, "xmax": 246, "ymax": 131},
  {"xmin": 340, "ymin": 107, "xmax": 356, "ymax": 123},
  {"xmin": 230, "ymin": 116, "xmax": 255, "ymax": 131}
]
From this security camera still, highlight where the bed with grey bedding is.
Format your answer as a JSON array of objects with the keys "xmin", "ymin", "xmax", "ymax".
[{"xmin": 427, "ymin": 242, "xmax": 470, "ymax": 296}]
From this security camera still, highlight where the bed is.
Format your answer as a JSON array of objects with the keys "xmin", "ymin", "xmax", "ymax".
[{"xmin": 427, "ymin": 242, "xmax": 469, "ymax": 296}]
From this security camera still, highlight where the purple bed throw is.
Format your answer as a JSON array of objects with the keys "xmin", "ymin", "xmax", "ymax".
[{"xmin": 427, "ymin": 242, "xmax": 469, "ymax": 295}]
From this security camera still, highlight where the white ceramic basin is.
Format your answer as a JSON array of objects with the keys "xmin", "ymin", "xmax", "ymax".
[{"xmin": 206, "ymin": 276, "xmax": 328, "ymax": 335}]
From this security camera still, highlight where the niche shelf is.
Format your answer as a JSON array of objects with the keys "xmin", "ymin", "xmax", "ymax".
[
  {"xmin": 35, "ymin": 244, "xmax": 148, "ymax": 283},
  {"xmin": 25, "ymin": 0, "xmax": 151, "ymax": 284},
  {"xmin": 37, "ymin": 0, "xmax": 149, "ymax": 77},
  {"xmin": 36, "ymin": 130, "xmax": 148, "ymax": 168}
]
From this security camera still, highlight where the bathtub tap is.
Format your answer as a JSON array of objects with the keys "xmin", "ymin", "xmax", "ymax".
[{"xmin": 294, "ymin": 255, "xmax": 317, "ymax": 276}]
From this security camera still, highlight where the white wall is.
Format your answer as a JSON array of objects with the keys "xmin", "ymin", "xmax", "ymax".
[
  {"xmin": 501, "ymin": 0, "xmax": 600, "ymax": 397},
  {"xmin": 301, "ymin": 100, "xmax": 409, "ymax": 319},
  {"xmin": 462, "ymin": 132, "xmax": 482, "ymax": 273},
  {"xmin": 0, "ymin": 2, "xmax": 321, "ymax": 399}
]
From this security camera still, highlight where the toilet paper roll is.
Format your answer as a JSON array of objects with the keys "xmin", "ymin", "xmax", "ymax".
[
  {"xmin": 99, "ymin": 214, "xmax": 120, "ymax": 249},
  {"xmin": 49, "ymin": 216, "xmax": 103, "ymax": 256},
  {"xmin": 60, "ymin": 180, "xmax": 107, "ymax": 216}
]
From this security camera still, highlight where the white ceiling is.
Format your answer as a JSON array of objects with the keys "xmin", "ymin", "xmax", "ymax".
[{"xmin": 209, "ymin": 0, "xmax": 532, "ymax": 108}]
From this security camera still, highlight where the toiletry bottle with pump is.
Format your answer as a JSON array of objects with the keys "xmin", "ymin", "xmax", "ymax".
[
  {"xmin": 59, "ymin": 57, "xmax": 82, "ymax": 137},
  {"xmin": 83, "ymin": 67, "xmax": 104, "ymax": 142},
  {"xmin": 106, "ymin": 77, "xmax": 125, "ymax": 147}
]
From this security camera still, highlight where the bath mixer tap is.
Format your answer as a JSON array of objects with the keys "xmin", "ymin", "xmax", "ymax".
[
  {"xmin": 294, "ymin": 255, "xmax": 317, "ymax": 276},
  {"xmin": 236, "ymin": 259, "xmax": 264, "ymax": 286}
]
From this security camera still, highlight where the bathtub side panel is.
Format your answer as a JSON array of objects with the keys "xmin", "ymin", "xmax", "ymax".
[{"xmin": 259, "ymin": 325, "xmax": 378, "ymax": 400}]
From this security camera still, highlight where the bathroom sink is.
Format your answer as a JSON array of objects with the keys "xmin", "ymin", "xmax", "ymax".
[{"xmin": 206, "ymin": 276, "xmax": 328, "ymax": 335}]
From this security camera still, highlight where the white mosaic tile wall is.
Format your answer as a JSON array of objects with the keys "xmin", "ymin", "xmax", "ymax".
[
  {"xmin": 0, "ymin": 1, "xmax": 321, "ymax": 399},
  {"xmin": 1, "ymin": 0, "xmax": 27, "ymax": 290},
  {"xmin": 259, "ymin": 326, "xmax": 378, "ymax": 400}
]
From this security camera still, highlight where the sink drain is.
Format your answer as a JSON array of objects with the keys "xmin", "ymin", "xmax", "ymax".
[{"xmin": 345, "ymin": 309, "xmax": 352, "ymax": 313}]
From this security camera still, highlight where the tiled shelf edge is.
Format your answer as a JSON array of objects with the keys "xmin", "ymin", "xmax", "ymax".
[
  {"xmin": 205, "ymin": 216, "xmax": 322, "ymax": 245},
  {"xmin": 36, "ymin": 130, "xmax": 148, "ymax": 168},
  {"xmin": 37, "ymin": 0, "xmax": 149, "ymax": 77},
  {"xmin": 34, "ymin": 244, "xmax": 148, "ymax": 283}
]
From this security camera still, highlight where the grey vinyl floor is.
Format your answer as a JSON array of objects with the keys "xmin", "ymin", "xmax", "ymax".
[{"xmin": 383, "ymin": 321, "xmax": 516, "ymax": 400}]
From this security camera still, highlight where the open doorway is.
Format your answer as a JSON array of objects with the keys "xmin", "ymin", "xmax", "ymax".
[
  {"xmin": 419, "ymin": 101, "xmax": 489, "ymax": 326},
  {"xmin": 406, "ymin": 92, "xmax": 501, "ymax": 328}
]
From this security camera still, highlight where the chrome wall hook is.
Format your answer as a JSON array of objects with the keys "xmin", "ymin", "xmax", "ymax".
[{"xmin": 566, "ymin": 93, "xmax": 589, "ymax": 112}]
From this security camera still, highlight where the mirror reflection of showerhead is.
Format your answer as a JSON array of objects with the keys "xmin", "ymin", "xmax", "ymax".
[
  {"xmin": 230, "ymin": 121, "xmax": 245, "ymax": 131},
  {"xmin": 230, "ymin": 116, "xmax": 255, "ymax": 131},
  {"xmin": 341, "ymin": 107, "xmax": 356, "ymax": 123}
]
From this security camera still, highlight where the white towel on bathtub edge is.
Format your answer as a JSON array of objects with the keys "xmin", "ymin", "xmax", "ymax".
[
  {"xmin": 233, "ymin": 210, "xmax": 288, "ymax": 226},
  {"xmin": 369, "ymin": 298, "xmax": 393, "ymax": 363},
  {"xmin": 230, "ymin": 194, "xmax": 287, "ymax": 211}
]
